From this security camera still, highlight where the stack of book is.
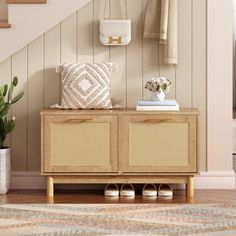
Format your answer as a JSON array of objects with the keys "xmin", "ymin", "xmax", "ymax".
[{"xmin": 136, "ymin": 100, "xmax": 179, "ymax": 111}]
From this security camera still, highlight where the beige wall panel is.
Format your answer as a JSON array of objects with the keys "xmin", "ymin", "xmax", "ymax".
[
  {"xmin": 11, "ymin": 47, "xmax": 28, "ymax": 172},
  {"xmin": 207, "ymin": 0, "xmax": 232, "ymax": 171},
  {"xmin": 93, "ymin": 0, "xmax": 110, "ymax": 63},
  {"xmin": 126, "ymin": 0, "xmax": 143, "ymax": 108},
  {"xmin": 61, "ymin": 13, "xmax": 77, "ymax": 64},
  {"xmin": 159, "ymin": 45, "xmax": 176, "ymax": 100},
  {"xmin": 175, "ymin": 0, "xmax": 192, "ymax": 108},
  {"xmin": 77, "ymin": 1, "xmax": 93, "ymax": 63},
  {"xmin": 44, "ymin": 24, "xmax": 60, "ymax": 108},
  {"xmin": 142, "ymin": 0, "xmax": 159, "ymax": 100},
  {"xmin": 0, "ymin": 58, "xmax": 11, "ymax": 147},
  {"xmin": 192, "ymin": 0, "xmax": 207, "ymax": 171},
  {"xmin": 110, "ymin": 0, "xmax": 127, "ymax": 107},
  {"xmin": 28, "ymin": 36, "xmax": 44, "ymax": 171}
]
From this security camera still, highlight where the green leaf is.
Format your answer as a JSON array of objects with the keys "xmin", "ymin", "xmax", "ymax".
[
  {"xmin": 3, "ymin": 116, "xmax": 7, "ymax": 127},
  {"xmin": 3, "ymin": 84, "xmax": 8, "ymax": 97},
  {"xmin": 11, "ymin": 91, "xmax": 24, "ymax": 105},
  {"xmin": 0, "ymin": 86, "xmax": 3, "ymax": 95},
  {"xmin": 0, "ymin": 118, "xmax": 5, "ymax": 135},
  {"xmin": 5, "ymin": 120, "xmax": 15, "ymax": 134},
  {"xmin": 13, "ymin": 76, "xmax": 18, "ymax": 86},
  {"xmin": 7, "ymin": 83, "xmax": 14, "ymax": 102},
  {"xmin": 0, "ymin": 96, "xmax": 5, "ymax": 112},
  {"xmin": 0, "ymin": 118, "xmax": 6, "ymax": 148},
  {"xmin": 0, "ymin": 103, "xmax": 10, "ymax": 117}
]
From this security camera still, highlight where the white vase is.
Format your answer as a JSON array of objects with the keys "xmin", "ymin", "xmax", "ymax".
[
  {"xmin": 0, "ymin": 147, "xmax": 11, "ymax": 194},
  {"xmin": 151, "ymin": 90, "xmax": 165, "ymax": 101}
]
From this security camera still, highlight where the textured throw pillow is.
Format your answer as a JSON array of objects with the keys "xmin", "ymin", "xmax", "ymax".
[{"xmin": 59, "ymin": 62, "xmax": 116, "ymax": 109}]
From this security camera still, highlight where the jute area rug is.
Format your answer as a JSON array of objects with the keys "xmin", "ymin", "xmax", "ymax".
[{"xmin": 0, "ymin": 204, "xmax": 235, "ymax": 235}]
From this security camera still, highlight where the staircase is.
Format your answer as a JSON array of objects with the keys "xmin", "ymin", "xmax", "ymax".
[
  {"xmin": 0, "ymin": 0, "xmax": 91, "ymax": 63},
  {"xmin": 0, "ymin": 0, "xmax": 47, "ymax": 29}
]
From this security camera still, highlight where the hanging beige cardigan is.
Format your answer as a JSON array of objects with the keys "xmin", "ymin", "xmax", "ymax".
[{"xmin": 143, "ymin": 0, "xmax": 177, "ymax": 66}]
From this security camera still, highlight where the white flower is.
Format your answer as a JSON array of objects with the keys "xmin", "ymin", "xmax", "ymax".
[
  {"xmin": 12, "ymin": 117, "xmax": 16, "ymax": 121},
  {"xmin": 145, "ymin": 76, "xmax": 171, "ymax": 92}
]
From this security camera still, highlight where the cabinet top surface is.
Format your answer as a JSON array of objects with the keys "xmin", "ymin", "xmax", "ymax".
[{"xmin": 41, "ymin": 108, "xmax": 199, "ymax": 116}]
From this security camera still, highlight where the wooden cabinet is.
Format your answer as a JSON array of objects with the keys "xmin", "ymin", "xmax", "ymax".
[{"xmin": 41, "ymin": 109, "xmax": 198, "ymax": 198}]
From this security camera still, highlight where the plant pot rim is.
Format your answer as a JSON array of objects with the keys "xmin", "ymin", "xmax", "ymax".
[{"xmin": 0, "ymin": 147, "xmax": 10, "ymax": 154}]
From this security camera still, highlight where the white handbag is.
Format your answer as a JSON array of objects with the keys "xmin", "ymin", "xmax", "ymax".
[{"xmin": 99, "ymin": 0, "xmax": 131, "ymax": 46}]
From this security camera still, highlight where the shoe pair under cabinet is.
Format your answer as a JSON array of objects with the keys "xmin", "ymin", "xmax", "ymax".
[
  {"xmin": 104, "ymin": 183, "xmax": 173, "ymax": 198},
  {"xmin": 41, "ymin": 108, "xmax": 198, "ymax": 198}
]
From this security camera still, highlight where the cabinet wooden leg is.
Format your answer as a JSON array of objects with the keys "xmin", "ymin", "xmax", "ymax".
[
  {"xmin": 47, "ymin": 176, "xmax": 54, "ymax": 198},
  {"xmin": 187, "ymin": 176, "xmax": 194, "ymax": 198}
]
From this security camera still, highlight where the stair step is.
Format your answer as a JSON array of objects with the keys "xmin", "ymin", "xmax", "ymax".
[
  {"xmin": 6, "ymin": 0, "xmax": 47, "ymax": 3},
  {"xmin": 0, "ymin": 20, "xmax": 11, "ymax": 28}
]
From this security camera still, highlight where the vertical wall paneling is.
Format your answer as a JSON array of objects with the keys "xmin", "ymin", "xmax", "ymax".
[
  {"xmin": 234, "ymin": 0, "xmax": 236, "ymax": 108},
  {"xmin": 175, "ymin": 0, "xmax": 192, "ymax": 107},
  {"xmin": 44, "ymin": 24, "xmax": 61, "ymax": 108},
  {"xmin": 60, "ymin": 13, "xmax": 77, "ymax": 64},
  {"xmin": 159, "ymin": 48, "xmax": 176, "ymax": 100},
  {"xmin": 28, "ymin": 36, "xmax": 44, "ymax": 171},
  {"xmin": 142, "ymin": 0, "xmax": 159, "ymax": 100},
  {"xmin": 192, "ymin": 0, "xmax": 207, "ymax": 171},
  {"xmin": 110, "ymin": 0, "xmax": 127, "ymax": 107},
  {"xmin": 0, "ymin": 0, "xmax": 209, "ymax": 174},
  {"xmin": 11, "ymin": 47, "xmax": 28, "ymax": 172},
  {"xmin": 77, "ymin": 1, "xmax": 94, "ymax": 63},
  {"xmin": 93, "ymin": 0, "xmax": 110, "ymax": 63},
  {"xmin": 126, "ymin": 0, "xmax": 143, "ymax": 107},
  {"xmin": 0, "ymin": 58, "xmax": 11, "ymax": 147},
  {"xmin": 207, "ymin": 0, "xmax": 233, "ymax": 171}
]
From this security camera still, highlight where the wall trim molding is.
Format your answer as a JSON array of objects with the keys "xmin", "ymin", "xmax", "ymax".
[
  {"xmin": 10, "ymin": 171, "xmax": 235, "ymax": 190},
  {"xmin": 195, "ymin": 171, "xmax": 235, "ymax": 189}
]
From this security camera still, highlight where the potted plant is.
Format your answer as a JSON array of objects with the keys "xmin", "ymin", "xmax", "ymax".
[
  {"xmin": 0, "ymin": 77, "xmax": 24, "ymax": 194},
  {"xmin": 145, "ymin": 76, "xmax": 171, "ymax": 101}
]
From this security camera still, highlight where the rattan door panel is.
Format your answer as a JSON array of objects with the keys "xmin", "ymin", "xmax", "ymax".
[
  {"xmin": 120, "ymin": 115, "xmax": 197, "ymax": 173},
  {"xmin": 43, "ymin": 115, "xmax": 117, "ymax": 173}
]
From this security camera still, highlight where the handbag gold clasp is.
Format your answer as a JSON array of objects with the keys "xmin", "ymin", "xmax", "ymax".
[{"xmin": 108, "ymin": 36, "xmax": 122, "ymax": 44}]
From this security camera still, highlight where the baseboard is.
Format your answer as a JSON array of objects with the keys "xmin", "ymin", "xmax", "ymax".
[
  {"xmin": 195, "ymin": 171, "xmax": 235, "ymax": 189},
  {"xmin": 10, "ymin": 171, "xmax": 236, "ymax": 190},
  {"xmin": 11, "ymin": 172, "xmax": 46, "ymax": 190}
]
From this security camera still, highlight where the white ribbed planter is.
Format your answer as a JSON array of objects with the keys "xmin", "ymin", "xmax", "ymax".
[{"xmin": 0, "ymin": 148, "xmax": 11, "ymax": 194}]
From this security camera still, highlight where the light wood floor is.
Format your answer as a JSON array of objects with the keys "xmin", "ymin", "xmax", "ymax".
[{"xmin": 1, "ymin": 189, "xmax": 236, "ymax": 204}]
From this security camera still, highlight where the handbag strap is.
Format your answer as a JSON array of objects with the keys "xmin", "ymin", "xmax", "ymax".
[{"xmin": 103, "ymin": 0, "xmax": 127, "ymax": 19}]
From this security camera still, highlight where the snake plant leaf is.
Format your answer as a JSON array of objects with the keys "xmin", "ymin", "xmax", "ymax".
[
  {"xmin": 13, "ymin": 76, "xmax": 18, "ymax": 86},
  {"xmin": 0, "ymin": 103, "xmax": 10, "ymax": 117},
  {"xmin": 3, "ymin": 84, "xmax": 8, "ymax": 97},
  {"xmin": 3, "ymin": 116, "xmax": 7, "ymax": 127},
  {"xmin": 11, "ymin": 91, "xmax": 24, "ymax": 105},
  {"xmin": 0, "ymin": 96, "xmax": 4, "ymax": 112},
  {"xmin": 5, "ymin": 119, "xmax": 15, "ymax": 134},
  {"xmin": 7, "ymin": 83, "xmax": 14, "ymax": 102},
  {"xmin": 0, "ymin": 118, "xmax": 6, "ymax": 148},
  {"xmin": 0, "ymin": 86, "xmax": 3, "ymax": 95},
  {"xmin": 0, "ymin": 118, "xmax": 5, "ymax": 135}
]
